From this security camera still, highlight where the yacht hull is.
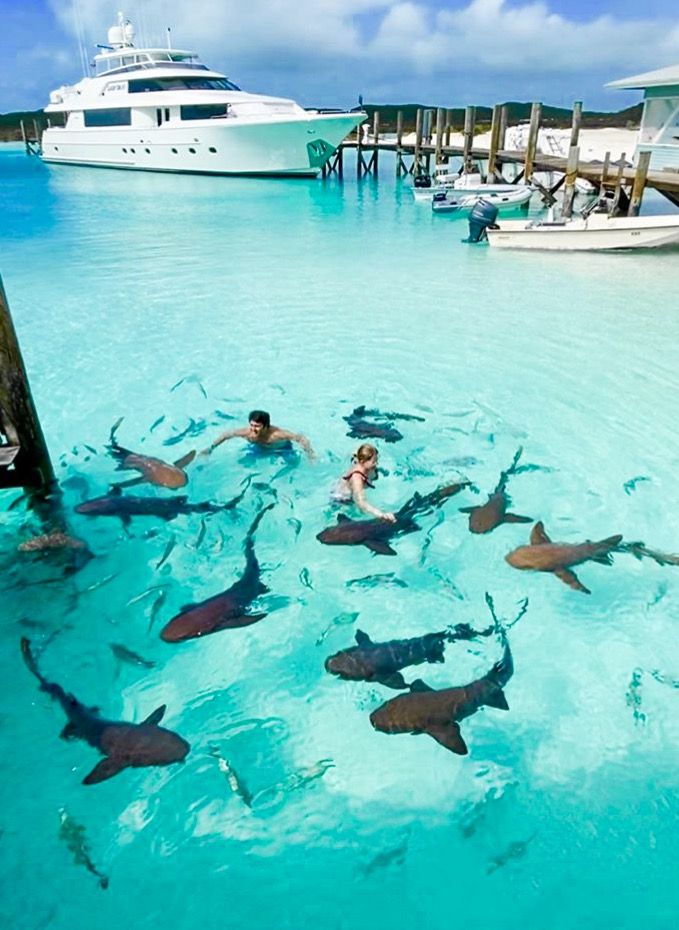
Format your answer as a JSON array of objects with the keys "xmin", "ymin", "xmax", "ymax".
[{"xmin": 41, "ymin": 113, "xmax": 362, "ymax": 177}]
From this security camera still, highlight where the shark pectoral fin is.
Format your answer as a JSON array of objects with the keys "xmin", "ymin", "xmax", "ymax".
[
  {"xmin": 142, "ymin": 704, "xmax": 166, "ymax": 726},
  {"xmin": 590, "ymin": 552, "xmax": 615, "ymax": 565},
  {"xmin": 355, "ymin": 629, "xmax": 371, "ymax": 646},
  {"xmin": 484, "ymin": 687, "xmax": 510, "ymax": 711},
  {"xmin": 554, "ymin": 568, "xmax": 590, "ymax": 594},
  {"xmin": 428, "ymin": 722, "xmax": 468, "ymax": 755},
  {"xmin": 83, "ymin": 756, "xmax": 126, "ymax": 785},
  {"xmin": 530, "ymin": 521, "xmax": 551, "ymax": 545},
  {"xmin": 365, "ymin": 540, "xmax": 397, "ymax": 556},
  {"xmin": 458, "ymin": 506, "xmax": 475, "ymax": 514},
  {"xmin": 337, "ymin": 514, "xmax": 352, "ymax": 523},
  {"xmin": 504, "ymin": 513, "xmax": 533, "ymax": 524},
  {"xmin": 377, "ymin": 672, "xmax": 408, "ymax": 690},
  {"xmin": 60, "ymin": 722, "xmax": 78, "ymax": 741},
  {"xmin": 409, "ymin": 679, "xmax": 434, "ymax": 693},
  {"xmin": 174, "ymin": 450, "xmax": 196, "ymax": 469}
]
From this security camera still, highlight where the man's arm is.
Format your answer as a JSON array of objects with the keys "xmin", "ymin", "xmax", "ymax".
[
  {"xmin": 200, "ymin": 428, "xmax": 248, "ymax": 456},
  {"xmin": 275, "ymin": 429, "xmax": 316, "ymax": 460}
]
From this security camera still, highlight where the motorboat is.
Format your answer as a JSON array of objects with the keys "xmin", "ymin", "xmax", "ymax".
[
  {"xmin": 41, "ymin": 13, "xmax": 364, "ymax": 177},
  {"xmin": 413, "ymin": 169, "xmax": 532, "ymax": 203},
  {"xmin": 432, "ymin": 185, "xmax": 533, "ymax": 215},
  {"xmin": 478, "ymin": 209, "xmax": 679, "ymax": 251}
]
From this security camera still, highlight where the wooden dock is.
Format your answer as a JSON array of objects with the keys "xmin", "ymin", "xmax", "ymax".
[{"xmin": 323, "ymin": 103, "xmax": 679, "ymax": 210}]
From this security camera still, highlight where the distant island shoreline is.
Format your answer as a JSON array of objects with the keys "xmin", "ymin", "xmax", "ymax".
[{"xmin": 0, "ymin": 101, "xmax": 641, "ymax": 143}]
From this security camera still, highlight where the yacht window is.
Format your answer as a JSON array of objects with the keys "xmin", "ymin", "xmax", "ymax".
[
  {"xmin": 129, "ymin": 77, "xmax": 240, "ymax": 93},
  {"xmin": 180, "ymin": 104, "xmax": 229, "ymax": 120},
  {"xmin": 83, "ymin": 108, "xmax": 132, "ymax": 127}
]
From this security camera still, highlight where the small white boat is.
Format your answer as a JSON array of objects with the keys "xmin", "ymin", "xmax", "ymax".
[
  {"xmin": 413, "ymin": 170, "xmax": 531, "ymax": 203},
  {"xmin": 432, "ymin": 186, "xmax": 533, "ymax": 215},
  {"xmin": 485, "ymin": 212, "xmax": 679, "ymax": 251}
]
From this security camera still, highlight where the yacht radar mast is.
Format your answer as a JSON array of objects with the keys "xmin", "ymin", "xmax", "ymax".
[{"xmin": 107, "ymin": 12, "xmax": 135, "ymax": 49}]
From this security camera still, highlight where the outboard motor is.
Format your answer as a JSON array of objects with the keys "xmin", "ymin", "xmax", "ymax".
[
  {"xmin": 465, "ymin": 199, "xmax": 499, "ymax": 243},
  {"xmin": 413, "ymin": 173, "xmax": 432, "ymax": 189}
]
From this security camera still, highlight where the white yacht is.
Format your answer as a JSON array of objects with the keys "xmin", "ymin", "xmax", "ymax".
[{"xmin": 42, "ymin": 14, "xmax": 364, "ymax": 177}]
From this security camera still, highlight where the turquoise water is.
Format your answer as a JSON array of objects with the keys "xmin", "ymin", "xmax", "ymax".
[{"xmin": 2, "ymin": 143, "xmax": 679, "ymax": 928}]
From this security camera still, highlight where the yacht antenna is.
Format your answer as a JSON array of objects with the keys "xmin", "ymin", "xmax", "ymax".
[{"xmin": 167, "ymin": 27, "xmax": 172, "ymax": 50}]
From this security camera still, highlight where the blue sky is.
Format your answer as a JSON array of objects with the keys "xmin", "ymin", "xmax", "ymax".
[{"xmin": 2, "ymin": 0, "xmax": 679, "ymax": 113}]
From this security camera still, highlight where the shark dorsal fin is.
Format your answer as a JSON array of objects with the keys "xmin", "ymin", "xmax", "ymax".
[
  {"xmin": 174, "ymin": 450, "xmax": 196, "ymax": 469},
  {"xmin": 82, "ymin": 756, "xmax": 125, "ymax": 785},
  {"xmin": 355, "ymin": 629, "xmax": 371, "ymax": 646},
  {"xmin": 410, "ymin": 679, "xmax": 434, "ymax": 693},
  {"xmin": 337, "ymin": 513, "xmax": 352, "ymax": 523},
  {"xmin": 530, "ymin": 521, "xmax": 551, "ymax": 545},
  {"xmin": 142, "ymin": 704, "xmax": 166, "ymax": 726}
]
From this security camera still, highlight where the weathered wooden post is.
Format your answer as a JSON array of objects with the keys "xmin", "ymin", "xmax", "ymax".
[
  {"xmin": 569, "ymin": 101, "xmax": 582, "ymax": 150},
  {"xmin": 413, "ymin": 108, "xmax": 423, "ymax": 176},
  {"xmin": 499, "ymin": 105, "xmax": 508, "ymax": 151},
  {"xmin": 598, "ymin": 151, "xmax": 611, "ymax": 197},
  {"xmin": 523, "ymin": 102, "xmax": 542, "ymax": 182},
  {"xmin": 463, "ymin": 106, "xmax": 475, "ymax": 173},
  {"xmin": 435, "ymin": 107, "xmax": 444, "ymax": 164},
  {"xmin": 610, "ymin": 153, "xmax": 627, "ymax": 215},
  {"xmin": 627, "ymin": 150, "xmax": 651, "ymax": 216},
  {"xmin": 487, "ymin": 104, "xmax": 503, "ymax": 181},
  {"xmin": 561, "ymin": 145, "xmax": 580, "ymax": 218},
  {"xmin": 0, "ymin": 275, "xmax": 55, "ymax": 492},
  {"xmin": 371, "ymin": 110, "xmax": 380, "ymax": 175},
  {"xmin": 444, "ymin": 110, "xmax": 452, "ymax": 147},
  {"xmin": 396, "ymin": 110, "xmax": 405, "ymax": 176}
]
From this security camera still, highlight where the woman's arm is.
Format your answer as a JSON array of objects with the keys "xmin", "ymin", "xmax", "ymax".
[{"xmin": 349, "ymin": 474, "xmax": 396, "ymax": 521}]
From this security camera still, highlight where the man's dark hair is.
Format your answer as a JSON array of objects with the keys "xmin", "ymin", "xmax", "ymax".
[{"xmin": 248, "ymin": 409, "xmax": 271, "ymax": 428}]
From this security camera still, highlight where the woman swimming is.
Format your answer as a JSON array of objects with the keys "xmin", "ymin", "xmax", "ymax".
[{"xmin": 331, "ymin": 444, "xmax": 396, "ymax": 522}]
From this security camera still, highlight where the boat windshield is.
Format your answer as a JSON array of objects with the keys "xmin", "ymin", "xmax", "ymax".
[
  {"xmin": 128, "ymin": 76, "xmax": 241, "ymax": 92},
  {"xmin": 95, "ymin": 51, "xmax": 208, "ymax": 76}
]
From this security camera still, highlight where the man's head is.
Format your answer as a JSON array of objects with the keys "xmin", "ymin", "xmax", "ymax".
[{"xmin": 248, "ymin": 410, "xmax": 271, "ymax": 436}]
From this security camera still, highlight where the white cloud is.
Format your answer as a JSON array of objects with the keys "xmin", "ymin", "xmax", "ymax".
[{"xmin": 46, "ymin": 0, "xmax": 679, "ymax": 75}]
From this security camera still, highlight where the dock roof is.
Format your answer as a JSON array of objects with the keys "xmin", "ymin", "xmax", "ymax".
[{"xmin": 607, "ymin": 63, "xmax": 679, "ymax": 90}]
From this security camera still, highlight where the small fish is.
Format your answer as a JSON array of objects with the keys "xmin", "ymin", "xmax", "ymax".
[
  {"xmin": 170, "ymin": 375, "xmax": 207, "ymax": 398},
  {"xmin": 213, "ymin": 409, "xmax": 237, "ymax": 421},
  {"xmin": 58, "ymin": 809, "xmax": 109, "ymax": 889},
  {"xmin": 149, "ymin": 415, "xmax": 166, "ymax": 433},
  {"xmin": 623, "ymin": 475, "xmax": 651, "ymax": 495},
  {"xmin": 287, "ymin": 517, "xmax": 302, "ymax": 540},
  {"xmin": 254, "ymin": 759, "xmax": 334, "ymax": 806},
  {"xmin": 419, "ymin": 509, "xmax": 445, "ymax": 565},
  {"xmin": 109, "ymin": 643, "xmax": 155, "ymax": 669},
  {"xmin": 83, "ymin": 573, "xmax": 117, "ymax": 593},
  {"xmin": 428, "ymin": 565, "xmax": 464, "ymax": 600},
  {"xmin": 299, "ymin": 567, "xmax": 313, "ymax": 590},
  {"xmin": 364, "ymin": 833, "xmax": 410, "ymax": 875},
  {"xmin": 271, "ymin": 384, "xmax": 286, "ymax": 395},
  {"xmin": 625, "ymin": 668, "xmax": 646, "ymax": 724},
  {"xmin": 316, "ymin": 611, "xmax": 359, "ymax": 645},
  {"xmin": 148, "ymin": 588, "xmax": 167, "ymax": 633},
  {"xmin": 162, "ymin": 418, "xmax": 207, "ymax": 447},
  {"xmin": 346, "ymin": 573, "xmax": 408, "ymax": 589},
  {"xmin": 156, "ymin": 534, "xmax": 176, "ymax": 570},
  {"xmin": 209, "ymin": 746, "xmax": 253, "ymax": 807},
  {"xmin": 649, "ymin": 669, "xmax": 679, "ymax": 690},
  {"xmin": 187, "ymin": 518, "xmax": 207, "ymax": 551},
  {"xmin": 83, "ymin": 445, "xmax": 98, "ymax": 456},
  {"xmin": 487, "ymin": 834, "xmax": 536, "ymax": 875},
  {"xmin": 647, "ymin": 581, "xmax": 668, "ymax": 608},
  {"xmin": 126, "ymin": 584, "xmax": 165, "ymax": 607}
]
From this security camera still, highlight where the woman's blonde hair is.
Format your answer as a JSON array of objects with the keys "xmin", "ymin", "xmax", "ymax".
[{"xmin": 352, "ymin": 443, "xmax": 378, "ymax": 464}]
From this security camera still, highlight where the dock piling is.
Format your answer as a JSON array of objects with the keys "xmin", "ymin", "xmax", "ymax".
[
  {"xmin": 487, "ymin": 104, "xmax": 503, "ymax": 181},
  {"xmin": 627, "ymin": 150, "xmax": 651, "ymax": 217},
  {"xmin": 0, "ymin": 275, "xmax": 55, "ymax": 493},
  {"xmin": 462, "ymin": 106, "xmax": 476, "ymax": 173},
  {"xmin": 561, "ymin": 145, "xmax": 580, "ymax": 218}
]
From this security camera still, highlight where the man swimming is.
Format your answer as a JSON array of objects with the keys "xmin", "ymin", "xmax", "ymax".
[{"xmin": 202, "ymin": 409, "xmax": 316, "ymax": 459}]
